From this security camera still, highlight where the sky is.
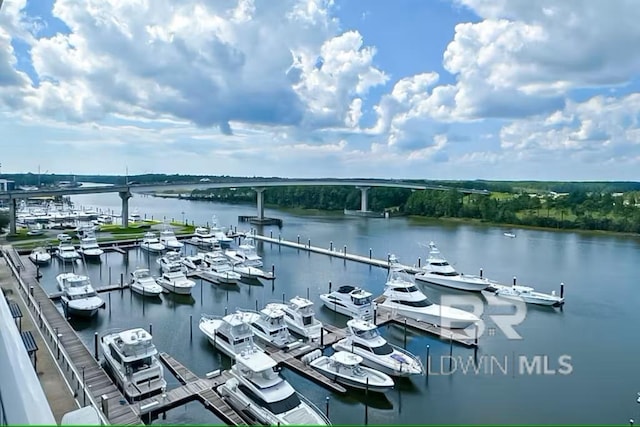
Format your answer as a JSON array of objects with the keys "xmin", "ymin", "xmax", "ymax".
[{"xmin": 1, "ymin": 0, "xmax": 640, "ymax": 180}]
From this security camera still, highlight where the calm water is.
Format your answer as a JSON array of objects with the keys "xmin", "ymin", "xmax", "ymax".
[{"xmin": 36, "ymin": 191, "xmax": 640, "ymax": 424}]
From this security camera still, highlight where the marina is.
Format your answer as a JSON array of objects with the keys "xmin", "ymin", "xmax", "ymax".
[{"xmin": 1, "ymin": 192, "xmax": 639, "ymax": 425}]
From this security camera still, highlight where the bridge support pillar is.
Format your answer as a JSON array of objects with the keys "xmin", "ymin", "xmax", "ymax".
[
  {"xmin": 8, "ymin": 198, "xmax": 16, "ymax": 235},
  {"xmin": 253, "ymin": 188, "xmax": 265, "ymax": 220},
  {"xmin": 357, "ymin": 186, "xmax": 370, "ymax": 212},
  {"xmin": 119, "ymin": 191, "xmax": 131, "ymax": 228}
]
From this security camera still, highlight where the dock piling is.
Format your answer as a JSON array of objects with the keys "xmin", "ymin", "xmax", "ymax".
[
  {"xmin": 282, "ymin": 293, "xmax": 285, "ymax": 303},
  {"xmin": 330, "ymin": 241, "xmax": 333, "ymax": 251},
  {"xmin": 343, "ymin": 245, "xmax": 347, "ymax": 255},
  {"xmin": 364, "ymin": 377, "xmax": 369, "ymax": 425},
  {"xmin": 307, "ymin": 287, "xmax": 310, "ymax": 300},
  {"xmin": 449, "ymin": 333, "xmax": 453, "ymax": 371},
  {"xmin": 224, "ymin": 306, "xmax": 228, "ymax": 316},
  {"xmin": 325, "ymin": 396, "xmax": 330, "ymax": 418},
  {"xmin": 108, "ymin": 267, "xmax": 112, "ymax": 285},
  {"xmin": 480, "ymin": 268, "xmax": 483, "ymax": 278},
  {"xmin": 329, "ymin": 281, "xmax": 332, "ymax": 292},
  {"xmin": 271, "ymin": 264, "xmax": 275, "ymax": 278},
  {"xmin": 513, "ymin": 276, "xmax": 517, "ymax": 286},
  {"xmin": 297, "ymin": 235, "xmax": 300, "ymax": 244},
  {"xmin": 418, "ymin": 257, "xmax": 421, "ymax": 268},
  {"xmin": 255, "ymin": 299, "xmax": 259, "ymax": 311},
  {"xmin": 149, "ymin": 323, "xmax": 153, "ymax": 335},
  {"xmin": 190, "ymin": 315, "xmax": 193, "ymax": 341},
  {"xmin": 108, "ymin": 293, "xmax": 111, "ymax": 315},
  {"xmin": 425, "ymin": 345, "xmax": 430, "ymax": 382},
  {"xmin": 560, "ymin": 282, "xmax": 565, "ymax": 298},
  {"xmin": 403, "ymin": 318, "xmax": 407, "ymax": 349},
  {"xmin": 308, "ymin": 238, "xmax": 311, "ymax": 248},
  {"xmin": 94, "ymin": 332, "xmax": 98, "ymax": 360}
]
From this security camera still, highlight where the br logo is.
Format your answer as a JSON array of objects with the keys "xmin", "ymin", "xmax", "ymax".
[{"xmin": 438, "ymin": 293, "xmax": 527, "ymax": 340}]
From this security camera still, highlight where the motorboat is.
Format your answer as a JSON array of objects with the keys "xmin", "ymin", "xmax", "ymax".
[
  {"xmin": 225, "ymin": 236, "xmax": 263, "ymax": 267},
  {"xmin": 503, "ymin": 232, "xmax": 516, "ymax": 238},
  {"xmin": 97, "ymin": 214, "xmax": 113, "ymax": 224},
  {"xmin": 29, "ymin": 247, "xmax": 51, "ymax": 265},
  {"xmin": 140, "ymin": 232, "xmax": 166, "ymax": 253},
  {"xmin": 55, "ymin": 242, "xmax": 80, "ymax": 261},
  {"xmin": 201, "ymin": 252, "xmax": 241, "ymax": 284},
  {"xmin": 128, "ymin": 210, "xmax": 142, "ymax": 223},
  {"xmin": 159, "ymin": 227, "xmax": 183, "ymax": 251},
  {"xmin": 232, "ymin": 262, "xmax": 274, "ymax": 281},
  {"xmin": 100, "ymin": 328, "xmax": 167, "ymax": 401},
  {"xmin": 414, "ymin": 243, "xmax": 490, "ymax": 291},
  {"xmin": 156, "ymin": 251, "xmax": 186, "ymax": 273},
  {"xmin": 155, "ymin": 266, "xmax": 195, "ymax": 295},
  {"xmin": 303, "ymin": 349, "xmax": 394, "ymax": 393},
  {"xmin": 333, "ymin": 318, "xmax": 423, "ymax": 377},
  {"xmin": 129, "ymin": 268, "xmax": 164, "ymax": 297},
  {"xmin": 192, "ymin": 227, "xmax": 216, "ymax": 247},
  {"xmin": 379, "ymin": 265, "xmax": 480, "ymax": 329},
  {"xmin": 56, "ymin": 273, "xmax": 105, "ymax": 317},
  {"xmin": 199, "ymin": 312, "xmax": 263, "ymax": 359},
  {"xmin": 266, "ymin": 297, "xmax": 322, "ymax": 341},
  {"xmin": 483, "ymin": 284, "xmax": 564, "ymax": 307},
  {"xmin": 319, "ymin": 285, "xmax": 373, "ymax": 321},
  {"xmin": 77, "ymin": 236, "xmax": 104, "ymax": 260},
  {"xmin": 237, "ymin": 306, "xmax": 298, "ymax": 350},
  {"xmin": 210, "ymin": 217, "xmax": 233, "ymax": 248},
  {"xmin": 57, "ymin": 233, "xmax": 71, "ymax": 242},
  {"xmin": 182, "ymin": 253, "xmax": 205, "ymax": 271},
  {"xmin": 217, "ymin": 350, "xmax": 330, "ymax": 425}
]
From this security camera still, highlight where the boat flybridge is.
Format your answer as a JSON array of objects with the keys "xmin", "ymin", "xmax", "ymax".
[
  {"xmin": 155, "ymin": 265, "xmax": 195, "ymax": 295},
  {"xmin": 199, "ymin": 312, "xmax": 263, "ymax": 359},
  {"xmin": 100, "ymin": 328, "xmax": 167, "ymax": 401},
  {"xmin": 210, "ymin": 216, "xmax": 233, "ymax": 248},
  {"xmin": 192, "ymin": 227, "xmax": 216, "ymax": 247},
  {"xmin": 237, "ymin": 306, "xmax": 299, "ymax": 350},
  {"xmin": 217, "ymin": 350, "xmax": 331, "ymax": 425},
  {"xmin": 140, "ymin": 232, "xmax": 166, "ymax": 253},
  {"xmin": 303, "ymin": 349, "xmax": 394, "ymax": 393},
  {"xmin": 483, "ymin": 284, "xmax": 565, "ymax": 307},
  {"xmin": 157, "ymin": 251, "xmax": 186, "ymax": 273},
  {"xmin": 159, "ymin": 226, "xmax": 183, "ymax": 251},
  {"xmin": 378, "ymin": 263, "xmax": 480, "ymax": 329},
  {"xmin": 225, "ymin": 236, "xmax": 263, "ymax": 267},
  {"xmin": 267, "ymin": 297, "xmax": 322, "ymax": 341},
  {"xmin": 129, "ymin": 268, "xmax": 164, "ymax": 297},
  {"xmin": 202, "ymin": 252, "xmax": 241, "ymax": 284},
  {"xmin": 319, "ymin": 285, "xmax": 374, "ymax": 321},
  {"xmin": 333, "ymin": 318, "xmax": 423, "ymax": 377},
  {"xmin": 77, "ymin": 235, "xmax": 104, "ymax": 260},
  {"xmin": 29, "ymin": 247, "xmax": 51, "ymax": 265},
  {"xmin": 56, "ymin": 273, "xmax": 105, "ymax": 317},
  {"xmin": 414, "ymin": 242, "xmax": 490, "ymax": 291}
]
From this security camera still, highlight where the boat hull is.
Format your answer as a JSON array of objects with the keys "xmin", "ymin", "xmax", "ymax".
[
  {"xmin": 482, "ymin": 290, "xmax": 564, "ymax": 307},
  {"xmin": 131, "ymin": 283, "xmax": 164, "ymax": 297},
  {"xmin": 319, "ymin": 295, "xmax": 373, "ymax": 321},
  {"xmin": 377, "ymin": 302, "xmax": 476, "ymax": 329},
  {"xmin": 414, "ymin": 273, "xmax": 489, "ymax": 291},
  {"xmin": 29, "ymin": 255, "xmax": 51, "ymax": 265},
  {"xmin": 333, "ymin": 340, "xmax": 417, "ymax": 377},
  {"xmin": 62, "ymin": 299, "xmax": 104, "ymax": 318},
  {"xmin": 158, "ymin": 281, "xmax": 193, "ymax": 295},
  {"xmin": 309, "ymin": 357, "xmax": 394, "ymax": 392}
]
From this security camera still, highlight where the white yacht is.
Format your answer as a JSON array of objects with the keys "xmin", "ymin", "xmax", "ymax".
[
  {"xmin": 201, "ymin": 253, "xmax": 241, "ymax": 285},
  {"xmin": 333, "ymin": 319, "xmax": 423, "ymax": 377},
  {"xmin": 192, "ymin": 227, "xmax": 216, "ymax": 247},
  {"xmin": 483, "ymin": 284, "xmax": 564, "ymax": 307},
  {"xmin": 232, "ymin": 262, "xmax": 274, "ymax": 281},
  {"xmin": 319, "ymin": 285, "xmax": 373, "ymax": 321},
  {"xmin": 237, "ymin": 306, "xmax": 298, "ymax": 350},
  {"xmin": 199, "ymin": 312, "xmax": 263, "ymax": 359},
  {"xmin": 379, "ymin": 265, "xmax": 480, "ymax": 329},
  {"xmin": 55, "ymin": 242, "xmax": 80, "ymax": 262},
  {"xmin": 159, "ymin": 227, "xmax": 184, "ymax": 251},
  {"xmin": 181, "ymin": 253, "xmax": 205, "ymax": 271},
  {"xmin": 140, "ymin": 232, "xmax": 166, "ymax": 253},
  {"xmin": 57, "ymin": 233, "xmax": 72, "ymax": 242},
  {"xmin": 56, "ymin": 273, "xmax": 105, "ymax": 317},
  {"xmin": 129, "ymin": 268, "xmax": 164, "ymax": 297},
  {"xmin": 210, "ymin": 217, "xmax": 233, "ymax": 248},
  {"xmin": 217, "ymin": 350, "xmax": 330, "ymax": 425},
  {"xmin": 303, "ymin": 350, "xmax": 395, "ymax": 393},
  {"xmin": 128, "ymin": 210, "xmax": 142, "ymax": 224},
  {"xmin": 100, "ymin": 328, "xmax": 167, "ymax": 401},
  {"xmin": 97, "ymin": 214, "xmax": 113, "ymax": 224},
  {"xmin": 225, "ymin": 236, "xmax": 263, "ymax": 267},
  {"xmin": 156, "ymin": 251, "xmax": 186, "ymax": 273},
  {"xmin": 77, "ymin": 236, "xmax": 104, "ymax": 260},
  {"xmin": 266, "ymin": 297, "xmax": 322, "ymax": 341},
  {"xmin": 29, "ymin": 247, "xmax": 51, "ymax": 265},
  {"xmin": 155, "ymin": 266, "xmax": 195, "ymax": 295},
  {"xmin": 414, "ymin": 242, "xmax": 490, "ymax": 291}
]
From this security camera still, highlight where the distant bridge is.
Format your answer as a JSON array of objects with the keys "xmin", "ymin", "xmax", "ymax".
[{"xmin": 0, "ymin": 178, "xmax": 490, "ymax": 233}]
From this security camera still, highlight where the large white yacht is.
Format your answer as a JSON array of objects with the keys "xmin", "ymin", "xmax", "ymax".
[
  {"xmin": 100, "ymin": 328, "xmax": 167, "ymax": 401},
  {"xmin": 129, "ymin": 268, "xmax": 164, "ymax": 297},
  {"xmin": 303, "ymin": 349, "xmax": 395, "ymax": 393},
  {"xmin": 333, "ymin": 319, "xmax": 423, "ymax": 377},
  {"xmin": 159, "ymin": 227, "xmax": 183, "ymax": 251},
  {"xmin": 140, "ymin": 232, "xmax": 166, "ymax": 253},
  {"xmin": 55, "ymin": 242, "xmax": 80, "ymax": 262},
  {"xmin": 414, "ymin": 242, "xmax": 490, "ymax": 291},
  {"xmin": 210, "ymin": 217, "xmax": 233, "ymax": 248},
  {"xmin": 225, "ymin": 236, "xmax": 263, "ymax": 267},
  {"xmin": 29, "ymin": 247, "xmax": 51, "ymax": 265},
  {"xmin": 266, "ymin": 297, "xmax": 322, "ymax": 341},
  {"xmin": 201, "ymin": 252, "xmax": 241, "ymax": 284},
  {"xmin": 217, "ymin": 350, "xmax": 330, "ymax": 425},
  {"xmin": 378, "ymin": 264, "xmax": 480, "ymax": 329},
  {"xmin": 156, "ymin": 251, "xmax": 186, "ymax": 273},
  {"xmin": 319, "ymin": 285, "xmax": 374, "ymax": 321},
  {"xmin": 237, "ymin": 306, "xmax": 297, "ymax": 349},
  {"xmin": 199, "ymin": 312, "xmax": 263, "ymax": 359},
  {"xmin": 77, "ymin": 235, "xmax": 104, "ymax": 260},
  {"xmin": 192, "ymin": 227, "xmax": 216, "ymax": 248},
  {"xmin": 155, "ymin": 265, "xmax": 195, "ymax": 295},
  {"xmin": 56, "ymin": 273, "xmax": 105, "ymax": 317}
]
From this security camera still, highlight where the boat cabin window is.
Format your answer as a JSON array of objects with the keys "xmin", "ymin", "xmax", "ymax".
[
  {"xmin": 430, "ymin": 261, "xmax": 450, "ymax": 266},
  {"xmin": 370, "ymin": 343, "xmax": 394, "ymax": 356},
  {"xmin": 391, "ymin": 299, "xmax": 433, "ymax": 307},
  {"xmin": 354, "ymin": 328, "xmax": 379, "ymax": 340},
  {"xmin": 285, "ymin": 312, "xmax": 294, "ymax": 320},
  {"xmin": 127, "ymin": 356, "xmax": 152, "ymax": 373},
  {"xmin": 238, "ymin": 384, "xmax": 301, "ymax": 415},
  {"xmin": 109, "ymin": 344, "xmax": 122, "ymax": 364},
  {"xmin": 302, "ymin": 315, "xmax": 314, "ymax": 326},
  {"xmin": 233, "ymin": 337, "xmax": 249, "ymax": 346},
  {"xmin": 352, "ymin": 296, "xmax": 371, "ymax": 306},
  {"xmin": 431, "ymin": 271, "xmax": 460, "ymax": 277},
  {"xmin": 253, "ymin": 324, "xmax": 265, "ymax": 334},
  {"xmin": 393, "ymin": 285, "xmax": 419, "ymax": 293}
]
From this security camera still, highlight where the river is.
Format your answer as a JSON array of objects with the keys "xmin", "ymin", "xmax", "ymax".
[{"xmin": 34, "ymin": 191, "xmax": 640, "ymax": 424}]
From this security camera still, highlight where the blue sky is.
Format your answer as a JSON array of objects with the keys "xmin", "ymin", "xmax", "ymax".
[{"xmin": 1, "ymin": 0, "xmax": 640, "ymax": 180}]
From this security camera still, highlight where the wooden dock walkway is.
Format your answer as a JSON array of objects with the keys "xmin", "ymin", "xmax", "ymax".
[
  {"xmin": 1, "ymin": 247, "xmax": 143, "ymax": 425},
  {"xmin": 248, "ymin": 233, "xmax": 422, "ymax": 273}
]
